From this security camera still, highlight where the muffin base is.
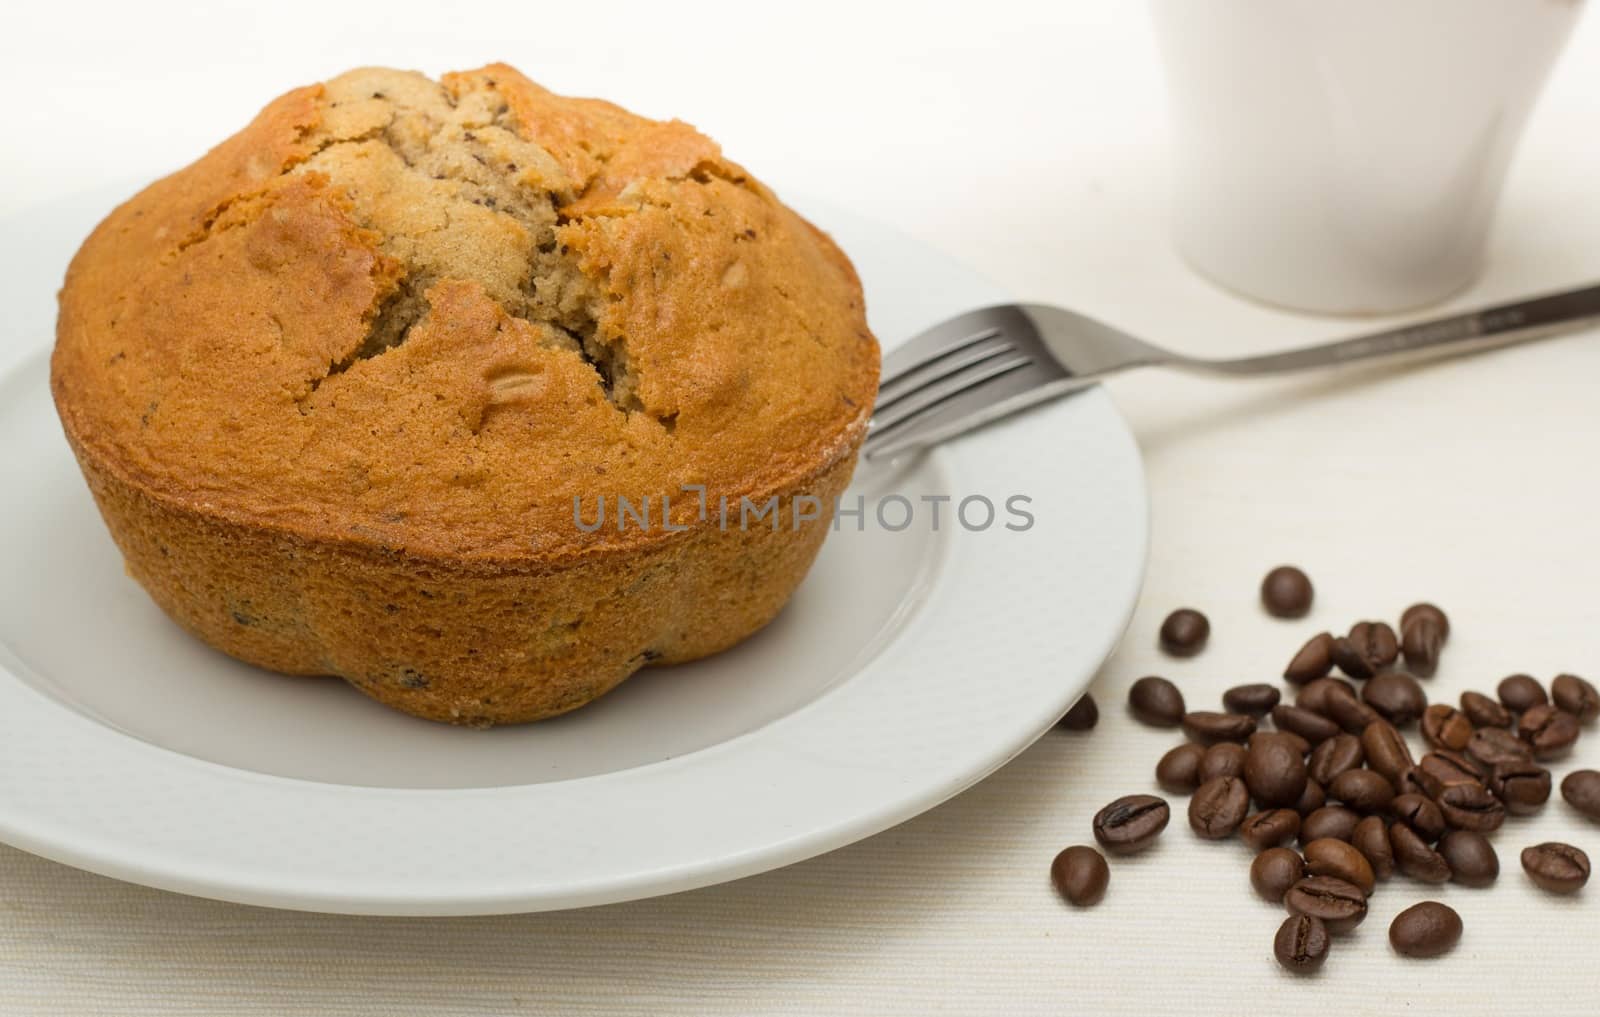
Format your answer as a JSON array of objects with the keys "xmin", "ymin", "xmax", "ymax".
[{"xmin": 65, "ymin": 431, "xmax": 862, "ymax": 726}]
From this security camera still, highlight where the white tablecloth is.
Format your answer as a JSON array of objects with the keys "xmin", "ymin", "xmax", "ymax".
[{"xmin": 3, "ymin": 2, "xmax": 1599, "ymax": 1013}]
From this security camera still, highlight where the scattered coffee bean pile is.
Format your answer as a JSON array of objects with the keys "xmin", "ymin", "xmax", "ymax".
[{"xmin": 1051, "ymin": 568, "xmax": 1597, "ymax": 975}]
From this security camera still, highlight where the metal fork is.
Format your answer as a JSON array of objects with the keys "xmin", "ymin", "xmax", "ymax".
[{"xmin": 865, "ymin": 282, "xmax": 1600, "ymax": 461}]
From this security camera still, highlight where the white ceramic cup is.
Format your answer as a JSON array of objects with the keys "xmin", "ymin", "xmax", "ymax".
[{"xmin": 1150, "ymin": 0, "xmax": 1583, "ymax": 315}]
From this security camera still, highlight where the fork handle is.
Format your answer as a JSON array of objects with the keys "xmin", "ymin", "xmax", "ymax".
[{"xmin": 1180, "ymin": 282, "xmax": 1600, "ymax": 376}]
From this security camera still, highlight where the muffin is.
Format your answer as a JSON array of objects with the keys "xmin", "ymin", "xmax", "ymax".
[{"xmin": 51, "ymin": 64, "xmax": 878, "ymax": 725}]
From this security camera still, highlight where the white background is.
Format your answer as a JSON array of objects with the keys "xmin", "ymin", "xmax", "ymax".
[{"xmin": 4, "ymin": 1, "xmax": 1600, "ymax": 1013}]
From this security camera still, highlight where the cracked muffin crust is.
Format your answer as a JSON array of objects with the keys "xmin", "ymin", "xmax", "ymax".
[{"xmin": 52, "ymin": 64, "xmax": 878, "ymax": 725}]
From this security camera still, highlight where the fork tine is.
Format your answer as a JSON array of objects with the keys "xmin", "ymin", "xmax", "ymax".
[
  {"xmin": 866, "ymin": 305, "xmax": 1080, "ymax": 460},
  {"xmin": 876, "ymin": 334, "xmax": 1016, "ymax": 408},
  {"xmin": 870, "ymin": 351, "xmax": 1034, "ymax": 433},
  {"xmin": 865, "ymin": 363, "xmax": 1084, "ymax": 461},
  {"xmin": 878, "ymin": 308, "xmax": 1023, "ymax": 387}
]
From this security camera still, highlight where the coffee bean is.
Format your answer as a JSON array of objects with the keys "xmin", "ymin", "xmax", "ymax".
[
  {"xmin": 1394, "ymin": 766, "xmax": 1433, "ymax": 799},
  {"xmin": 1199, "ymin": 742, "xmax": 1249, "ymax": 782},
  {"xmin": 1189, "ymin": 776, "xmax": 1251, "ymax": 839},
  {"xmin": 1390, "ymin": 822, "xmax": 1452, "ymax": 883},
  {"xmin": 1438, "ymin": 830, "xmax": 1499, "ymax": 887},
  {"xmin": 1497, "ymin": 674, "xmax": 1548, "ymax": 713},
  {"xmin": 1325, "ymin": 688, "xmax": 1382, "ymax": 735},
  {"xmin": 1331, "ymin": 621, "xmax": 1399, "ymax": 680},
  {"xmin": 1051, "ymin": 845, "xmax": 1110, "ymax": 906},
  {"xmin": 1491, "ymin": 761, "xmax": 1552, "ymax": 816},
  {"xmin": 1284, "ymin": 632, "xmax": 1335, "ymax": 685},
  {"xmin": 1222, "ymin": 683, "xmax": 1281, "ymax": 717},
  {"xmin": 1521, "ymin": 842, "xmax": 1590, "ymax": 894},
  {"xmin": 1284, "ymin": 875, "xmax": 1368, "ymax": 934},
  {"xmin": 1294, "ymin": 779, "xmax": 1327, "ymax": 816},
  {"xmin": 1274, "ymin": 914, "xmax": 1331, "ymax": 974},
  {"xmin": 1252, "ymin": 846, "xmax": 1306, "ymax": 902},
  {"xmin": 1328, "ymin": 769, "xmax": 1396, "ymax": 814},
  {"xmin": 1420, "ymin": 703, "xmax": 1473, "ymax": 751},
  {"xmin": 1272, "ymin": 705, "xmax": 1341, "ymax": 748},
  {"xmin": 1308, "ymin": 733, "xmax": 1365, "ymax": 786},
  {"xmin": 1389, "ymin": 902, "xmax": 1462, "ymax": 958},
  {"xmin": 1426, "ymin": 748, "xmax": 1484, "ymax": 779},
  {"xmin": 1460, "ymin": 690, "xmax": 1512, "ymax": 729},
  {"xmin": 1466, "ymin": 726, "xmax": 1534, "ymax": 770},
  {"xmin": 1300, "ymin": 806, "xmax": 1361, "ymax": 845},
  {"xmin": 1092, "ymin": 795, "xmax": 1171, "ymax": 855},
  {"xmin": 1352, "ymin": 815, "xmax": 1395, "ymax": 881},
  {"xmin": 1128, "ymin": 676, "xmax": 1186, "ymax": 728},
  {"xmin": 1561, "ymin": 769, "xmax": 1600, "ymax": 821},
  {"xmin": 1240, "ymin": 809, "xmax": 1303, "ymax": 852},
  {"xmin": 1261, "ymin": 566, "xmax": 1314, "ymax": 618},
  {"xmin": 1155, "ymin": 743, "xmax": 1205, "ymax": 794},
  {"xmin": 1518, "ymin": 703, "xmax": 1580, "ymax": 761},
  {"xmin": 1181, "ymin": 711, "xmax": 1256, "ymax": 746},
  {"xmin": 1436, "ymin": 782, "xmax": 1506, "ymax": 833},
  {"xmin": 1401, "ymin": 617, "xmax": 1444, "ymax": 678},
  {"xmin": 1244, "ymin": 734, "xmax": 1308, "ymax": 808},
  {"xmin": 1552, "ymin": 673, "xmax": 1600, "ymax": 724},
  {"xmin": 1329, "ymin": 639, "xmax": 1373, "ymax": 681},
  {"xmin": 1296, "ymin": 677, "xmax": 1357, "ymax": 717},
  {"xmin": 1303, "ymin": 837, "xmax": 1376, "ymax": 895},
  {"xmin": 1416, "ymin": 750, "xmax": 1485, "ymax": 796},
  {"xmin": 1251, "ymin": 729, "xmax": 1310, "ymax": 758},
  {"xmin": 1391, "ymin": 793, "xmax": 1447, "ymax": 842},
  {"xmin": 1361, "ymin": 720, "xmax": 1416, "ymax": 783},
  {"xmin": 1400, "ymin": 602, "xmax": 1450, "ymax": 640},
  {"xmin": 1363, "ymin": 672, "xmax": 1428, "ymax": 726},
  {"xmin": 1158, "ymin": 609, "xmax": 1209, "ymax": 657},
  {"xmin": 1058, "ymin": 694, "xmax": 1099, "ymax": 730}
]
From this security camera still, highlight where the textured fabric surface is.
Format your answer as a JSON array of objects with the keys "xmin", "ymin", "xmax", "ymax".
[
  {"xmin": 2, "ymin": 695, "xmax": 1598, "ymax": 1016},
  {"xmin": 4, "ymin": 2, "xmax": 1600, "ymax": 1014}
]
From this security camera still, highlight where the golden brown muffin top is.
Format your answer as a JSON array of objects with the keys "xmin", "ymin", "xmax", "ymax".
[{"xmin": 53, "ymin": 64, "xmax": 877, "ymax": 563}]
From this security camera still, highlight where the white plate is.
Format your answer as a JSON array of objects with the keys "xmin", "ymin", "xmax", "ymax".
[{"xmin": 0, "ymin": 183, "xmax": 1146, "ymax": 915}]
